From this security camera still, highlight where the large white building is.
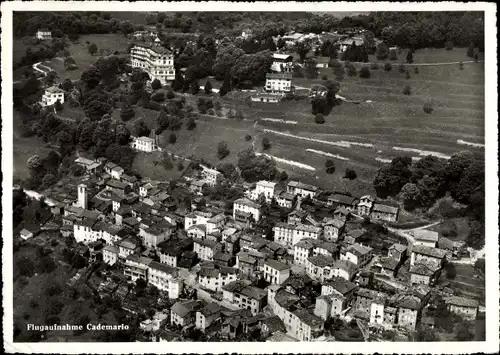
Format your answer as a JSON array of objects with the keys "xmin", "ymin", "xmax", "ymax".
[
  {"xmin": 233, "ymin": 198, "xmax": 262, "ymax": 222},
  {"xmin": 131, "ymin": 136, "xmax": 159, "ymax": 153},
  {"xmin": 200, "ymin": 165, "xmax": 223, "ymax": 187},
  {"xmin": 251, "ymin": 180, "xmax": 277, "ymax": 203},
  {"xmin": 263, "ymin": 259, "xmax": 290, "ymax": 285},
  {"xmin": 265, "ymin": 73, "xmax": 293, "ymax": 93},
  {"xmin": 41, "ymin": 86, "xmax": 65, "ymax": 107},
  {"xmin": 273, "ymin": 223, "xmax": 322, "ymax": 249},
  {"xmin": 148, "ymin": 261, "xmax": 183, "ymax": 299},
  {"xmin": 271, "ymin": 53, "xmax": 294, "ymax": 73},
  {"xmin": 130, "ymin": 41, "xmax": 175, "ymax": 85}
]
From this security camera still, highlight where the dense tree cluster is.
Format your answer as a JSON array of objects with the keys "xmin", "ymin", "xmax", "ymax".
[{"xmin": 237, "ymin": 148, "xmax": 278, "ymax": 182}]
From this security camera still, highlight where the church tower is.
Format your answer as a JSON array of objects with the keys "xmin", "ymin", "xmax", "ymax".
[{"xmin": 78, "ymin": 184, "xmax": 87, "ymax": 210}]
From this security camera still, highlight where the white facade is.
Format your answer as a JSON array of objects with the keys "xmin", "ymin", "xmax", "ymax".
[
  {"xmin": 201, "ymin": 165, "xmax": 222, "ymax": 187},
  {"xmin": 41, "ymin": 87, "xmax": 64, "ymax": 107},
  {"xmin": 184, "ymin": 211, "xmax": 212, "ymax": 230},
  {"xmin": 36, "ymin": 30, "xmax": 52, "ymax": 40},
  {"xmin": 148, "ymin": 263, "xmax": 183, "ymax": 299},
  {"xmin": 263, "ymin": 260, "xmax": 290, "ymax": 285},
  {"xmin": 103, "ymin": 245, "xmax": 119, "ymax": 266},
  {"xmin": 252, "ymin": 180, "xmax": 277, "ymax": 203},
  {"xmin": 74, "ymin": 223, "xmax": 99, "ymax": 244},
  {"xmin": 265, "ymin": 73, "xmax": 292, "ymax": 93},
  {"xmin": 198, "ymin": 270, "xmax": 238, "ymax": 293},
  {"xmin": 77, "ymin": 184, "xmax": 87, "ymax": 210},
  {"xmin": 131, "ymin": 136, "xmax": 158, "ymax": 152},
  {"xmin": 273, "ymin": 223, "xmax": 295, "ymax": 248},
  {"xmin": 233, "ymin": 198, "xmax": 262, "ymax": 222},
  {"xmin": 130, "ymin": 43, "xmax": 175, "ymax": 84},
  {"xmin": 271, "ymin": 53, "xmax": 294, "ymax": 73}
]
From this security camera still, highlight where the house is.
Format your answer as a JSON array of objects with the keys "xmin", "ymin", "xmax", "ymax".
[
  {"xmin": 111, "ymin": 165, "xmax": 125, "ymax": 180},
  {"xmin": 118, "ymin": 237, "xmax": 141, "ymax": 259},
  {"xmin": 313, "ymin": 241, "xmax": 338, "ymax": 259},
  {"xmin": 323, "ymin": 218, "xmax": 345, "ymax": 242},
  {"xmin": 193, "ymin": 238, "xmax": 223, "ymax": 261},
  {"xmin": 200, "ymin": 165, "xmax": 223, "ymax": 187},
  {"xmin": 292, "ymin": 224, "xmax": 322, "ymax": 245},
  {"xmin": 317, "ymin": 278, "xmax": 358, "ymax": 317},
  {"xmin": 184, "ymin": 210, "xmax": 213, "ymax": 230},
  {"xmin": 444, "ymin": 296, "xmax": 479, "ymax": 320},
  {"xmin": 395, "ymin": 295, "xmax": 421, "ymax": 330},
  {"xmin": 412, "ymin": 230, "xmax": 439, "ymax": 248},
  {"xmin": 306, "ymin": 254, "xmax": 335, "ymax": 282},
  {"xmin": 170, "ymin": 300, "xmax": 204, "ymax": 327},
  {"xmin": 19, "ymin": 228, "xmax": 34, "ymax": 240},
  {"xmin": 250, "ymin": 93, "xmax": 283, "ymax": 103},
  {"xmin": 354, "ymin": 288, "xmax": 389, "ymax": 317},
  {"xmin": 123, "ymin": 254, "xmax": 153, "ymax": 281},
  {"xmin": 263, "ymin": 259, "xmax": 291, "ymax": 285},
  {"xmin": 236, "ymin": 252, "xmax": 259, "ymax": 277},
  {"xmin": 130, "ymin": 42, "xmax": 175, "ymax": 84},
  {"xmin": 287, "ymin": 181, "xmax": 318, "ymax": 199},
  {"xmin": 275, "ymin": 191, "xmax": 296, "ymax": 209},
  {"xmin": 261, "ymin": 315, "xmax": 287, "ymax": 337},
  {"xmin": 222, "ymin": 280, "xmax": 267, "ymax": 316},
  {"xmin": 333, "ymin": 206, "xmax": 350, "ymax": 221},
  {"xmin": 140, "ymin": 311, "xmax": 169, "ymax": 332},
  {"xmin": 139, "ymin": 224, "xmax": 174, "ymax": 249},
  {"xmin": 315, "ymin": 56, "xmax": 330, "ymax": 68},
  {"xmin": 327, "ymin": 194, "xmax": 359, "ymax": 211},
  {"xmin": 195, "ymin": 303, "xmax": 223, "ymax": 332},
  {"xmin": 206, "ymin": 214, "xmax": 226, "ymax": 234},
  {"xmin": 343, "ymin": 229, "xmax": 365, "ymax": 245},
  {"xmin": 388, "ymin": 243, "xmax": 407, "ymax": 262},
  {"xmin": 187, "ymin": 224, "xmax": 207, "ymax": 239},
  {"xmin": 409, "ymin": 263, "xmax": 440, "ymax": 286},
  {"xmin": 293, "ymin": 238, "xmax": 317, "ymax": 266},
  {"xmin": 131, "ymin": 136, "xmax": 158, "ymax": 153},
  {"xmin": 371, "ymin": 203, "xmax": 399, "ymax": 222},
  {"xmin": 265, "ymin": 73, "xmax": 293, "ymax": 93},
  {"xmin": 158, "ymin": 238, "xmax": 193, "ymax": 268},
  {"xmin": 105, "ymin": 179, "xmax": 130, "ymax": 194},
  {"xmin": 102, "ymin": 245, "xmax": 119, "ymax": 266},
  {"xmin": 410, "ymin": 245, "xmax": 447, "ymax": 269},
  {"xmin": 233, "ymin": 198, "xmax": 262, "ymax": 222},
  {"xmin": 357, "ymin": 195, "xmax": 374, "ymax": 216},
  {"xmin": 331, "ymin": 260, "xmax": 358, "ymax": 281},
  {"xmin": 36, "ymin": 28, "xmax": 52, "ymax": 40},
  {"xmin": 148, "ymin": 261, "xmax": 183, "ymax": 298},
  {"xmin": 376, "ymin": 257, "xmax": 401, "ymax": 278},
  {"xmin": 198, "ymin": 266, "xmax": 238, "ymax": 292},
  {"xmin": 41, "ymin": 86, "xmax": 65, "ymax": 107},
  {"xmin": 252, "ymin": 180, "xmax": 277, "ymax": 203},
  {"xmin": 271, "ymin": 53, "xmax": 294, "ymax": 73},
  {"xmin": 340, "ymin": 243, "xmax": 373, "ymax": 268}
]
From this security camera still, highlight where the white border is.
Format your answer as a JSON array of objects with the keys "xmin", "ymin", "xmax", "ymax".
[{"xmin": 2, "ymin": 2, "xmax": 498, "ymax": 354}]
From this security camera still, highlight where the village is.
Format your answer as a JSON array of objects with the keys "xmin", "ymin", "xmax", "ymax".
[{"xmin": 12, "ymin": 11, "xmax": 486, "ymax": 344}]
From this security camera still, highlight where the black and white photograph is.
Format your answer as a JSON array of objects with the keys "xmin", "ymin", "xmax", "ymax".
[{"xmin": 1, "ymin": 1, "xmax": 498, "ymax": 354}]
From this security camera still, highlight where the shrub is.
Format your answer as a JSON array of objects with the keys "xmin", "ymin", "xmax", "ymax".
[
  {"xmin": 315, "ymin": 113, "xmax": 325, "ymax": 124},
  {"xmin": 445, "ymin": 41, "xmax": 454, "ymax": 50},
  {"xmin": 322, "ymin": 75, "xmax": 328, "ymax": 80},
  {"xmin": 177, "ymin": 161, "xmax": 184, "ymax": 171},
  {"xmin": 359, "ymin": 66, "xmax": 371, "ymax": 78},
  {"xmin": 405, "ymin": 71, "xmax": 411, "ymax": 80},
  {"xmin": 168, "ymin": 132, "xmax": 177, "ymax": 144},
  {"xmin": 398, "ymin": 64, "xmax": 405, "ymax": 73},
  {"xmin": 414, "ymin": 67, "xmax": 419, "ymax": 74},
  {"xmin": 325, "ymin": 159, "xmax": 335, "ymax": 174},
  {"xmin": 370, "ymin": 62, "xmax": 379, "ymax": 70},
  {"xmin": 245, "ymin": 134, "xmax": 252, "ymax": 141},
  {"xmin": 345, "ymin": 61, "xmax": 357, "ymax": 77},
  {"xmin": 403, "ymin": 85, "xmax": 411, "ymax": 95},
  {"xmin": 423, "ymin": 102, "xmax": 434, "ymax": 114},
  {"xmin": 151, "ymin": 79, "xmax": 162, "ymax": 91},
  {"xmin": 262, "ymin": 137, "xmax": 271, "ymax": 150},
  {"xmin": 389, "ymin": 49, "xmax": 398, "ymax": 60},
  {"xmin": 384, "ymin": 63, "xmax": 392, "ymax": 71},
  {"xmin": 344, "ymin": 168, "xmax": 357, "ymax": 180},
  {"xmin": 166, "ymin": 90, "xmax": 175, "ymax": 99},
  {"xmin": 151, "ymin": 91, "xmax": 165, "ymax": 102},
  {"xmin": 466, "ymin": 45, "xmax": 475, "ymax": 58},
  {"xmin": 217, "ymin": 141, "xmax": 230, "ymax": 160},
  {"xmin": 459, "ymin": 61, "xmax": 464, "ymax": 70}
]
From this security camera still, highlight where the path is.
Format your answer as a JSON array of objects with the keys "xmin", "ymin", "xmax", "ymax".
[{"xmin": 32, "ymin": 62, "xmax": 50, "ymax": 76}]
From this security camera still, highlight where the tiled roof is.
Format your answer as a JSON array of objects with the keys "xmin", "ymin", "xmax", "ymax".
[
  {"xmin": 389, "ymin": 243, "xmax": 407, "ymax": 253},
  {"xmin": 234, "ymin": 197, "xmax": 261, "ymax": 209},
  {"xmin": 328, "ymin": 194, "xmax": 358, "ymax": 206},
  {"xmin": 372, "ymin": 203, "xmax": 399, "ymax": 214},
  {"xmin": 410, "ymin": 263, "xmax": 437, "ymax": 276},
  {"xmin": 308, "ymin": 254, "xmax": 334, "ymax": 268},
  {"xmin": 412, "ymin": 230, "xmax": 439, "ymax": 242},
  {"xmin": 412, "ymin": 245, "xmax": 447, "ymax": 259},
  {"xmin": 325, "ymin": 276, "xmax": 358, "ymax": 295},
  {"xmin": 287, "ymin": 180, "xmax": 318, "ymax": 192},
  {"xmin": 266, "ymin": 72, "xmax": 293, "ymax": 80},
  {"xmin": 444, "ymin": 296, "xmax": 479, "ymax": 308},
  {"xmin": 293, "ymin": 308, "xmax": 324, "ymax": 328},
  {"xmin": 265, "ymin": 258, "xmax": 290, "ymax": 271}
]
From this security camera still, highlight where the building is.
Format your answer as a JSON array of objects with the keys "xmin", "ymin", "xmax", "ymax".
[
  {"xmin": 315, "ymin": 57, "xmax": 330, "ymax": 68},
  {"xmin": 306, "ymin": 254, "xmax": 335, "ymax": 282},
  {"xmin": 195, "ymin": 303, "xmax": 222, "ymax": 332},
  {"xmin": 444, "ymin": 296, "xmax": 479, "ymax": 320},
  {"xmin": 130, "ymin": 42, "xmax": 175, "ymax": 85},
  {"xmin": 331, "ymin": 260, "xmax": 358, "ymax": 281},
  {"xmin": 233, "ymin": 198, "xmax": 262, "ymax": 222},
  {"xmin": 410, "ymin": 245, "xmax": 447, "ymax": 270},
  {"xmin": 193, "ymin": 238, "xmax": 223, "ymax": 261},
  {"xmin": 388, "ymin": 243, "xmax": 407, "ymax": 262},
  {"xmin": 222, "ymin": 281, "xmax": 267, "ymax": 316},
  {"xmin": 200, "ymin": 165, "xmax": 223, "ymax": 187},
  {"xmin": 198, "ymin": 266, "xmax": 238, "ymax": 292},
  {"xmin": 287, "ymin": 181, "xmax": 318, "ymax": 199},
  {"xmin": 19, "ymin": 228, "xmax": 34, "ymax": 240},
  {"xmin": 412, "ymin": 230, "xmax": 439, "ymax": 248},
  {"xmin": 409, "ymin": 263, "xmax": 440, "ymax": 286},
  {"xmin": 275, "ymin": 191, "xmax": 296, "ymax": 209},
  {"xmin": 123, "ymin": 254, "xmax": 153, "ymax": 281},
  {"xmin": 184, "ymin": 211, "xmax": 213, "ymax": 230},
  {"xmin": 371, "ymin": 203, "xmax": 399, "ymax": 222},
  {"xmin": 395, "ymin": 295, "xmax": 421, "ymax": 330},
  {"xmin": 265, "ymin": 73, "xmax": 293, "ymax": 93},
  {"xmin": 170, "ymin": 300, "xmax": 204, "ymax": 327},
  {"xmin": 252, "ymin": 180, "xmax": 277, "ymax": 203},
  {"xmin": 148, "ymin": 261, "xmax": 183, "ymax": 298},
  {"xmin": 340, "ymin": 243, "xmax": 373, "ymax": 268},
  {"xmin": 36, "ymin": 28, "xmax": 51, "ymax": 40},
  {"xmin": 118, "ymin": 237, "xmax": 141, "ymax": 259},
  {"xmin": 271, "ymin": 53, "xmax": 294, "ymax": 72},
  {"xmin": 323, "ymin": 218, "xmax": 345, "ymax": 242},
  {"xmin": 102, "ymin": 245, "xmax": 119, "ymax": 266},
  {"xmin": 250, "ymin": 93, "xmax": 283, "ymax": 103},
  {"xmin": 293, "ymin": 238, "xmax": 317, "ymax": 267},
  {"xmin": 357, "ymin": 195, "xmax": 374, "ymax": 216},
  {"xmin": 263, "ymin": 259, "xmax": 291, "ymax": 285},
  {"xmin": 131, "ymin": 136, "xmax": 159, "ymax": 153},
  {"xmin": 41, "ymin": 86, "xmax": 65, "ymax": 107},
  {"xmin": 327, "ymin": 194, "xmax": 359, "ymax": 211},
  {"xmin": 139, "ymin": 224, "xmax": 174, "ymax": 249}
]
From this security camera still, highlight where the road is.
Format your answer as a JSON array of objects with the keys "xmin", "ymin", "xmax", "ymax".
[
  {"xmin": 32, "ymin": 62, "xmax": 50, "ymax": 76},
  {"xmin": 386, "ymin": 221, "xmax": 442, "ymax": 248}
]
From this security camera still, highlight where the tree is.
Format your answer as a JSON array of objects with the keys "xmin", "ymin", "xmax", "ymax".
[
  {"xmin": 115, "ymin": 124, "xmax": 131, "ymax": 145},
  {"xmin": 400, "ymin": 182, "xmax": 420, "ymax": 210},
  {"xmin": 405, "ymin": 70, "xmax": 411, "ymax": 80},
  {"xmin": 454, "ymin": 160, "xmax": 484, "ymax": 204},
  {"xmin": 344, "ymin": 168, "xmax": 357, "ymax": 180},
  {"xmin": 304, "ymin": 59, "xmax": 318, "ymax": 79},
  {"xmin": 186, "ymin": 116, "xmax": 196, "ymax": 130},
  {"xmin": 217, "ymin": 141, "xmax": 230, "ymax": 160},
  {"xmin": 168, "ymin": 132, "xmax": 177, "ymax": 144},
  {"xmin": 54, "ymin": 99, "xmax": 63, "ymax": 112},
  {"xmin": 415, "ymin": 326, "xmax": 438, "ymax": 341},
  {"xmin": 62, "ymin": 78, "xmax": 74, "ymax": 91},
  {"xmin": 373, "ymin": 156, "xmax": 413, "ymax": 198},
  {"xmin": 219, "ymin": 75, "xmax": 231, "ymax": 97},
  {"xmin": 120, "ymin": 104, "xmax": 135, "ymax": 121},
  {"xmin": 474, "ymin": 258, "xmax": 485, "ymax": 274},
  {"xmin": 466, "ymin": 44, "xmax": 475, "ymax": 58},
  {"xmin": 414, "ymin": 67, "xmax": 419, "ymax": 74},
  {"xmin": 325, "ymin": 159, "xmax": 335, "ymax": 174},
  {"xmin": 455, "ymin": 324, "xmax": 474, "ymax": 341},
  {"xmin": 389, "ymin": 49, "xmax": 398, "ymax": 61},
  {"xmin": 384, "ymin": 63, "xmax": 392, "ymax": 71},
  {"xmin": 403, "ymin": 85, "xmax": 411, "ymax": 95},
  {"xmin": 315, "ymin": 113, "xmax": 325, "ymax": 124},
  {"xmin": 295, "ymin": 41, "xmax": 311, "ymax": 63},
  {"xmin": 406, "ymin": 50, "xmax": 414, "ymax": 64},
  {"xmin": 151, "ymin": 79, "xmax": 162, "ymax": 91},
  {"xmin": 459, "ymin": 61, "xmax": 464, "ymax": 70},
  {"xmin": 237, "ymin": 148, "xmax": 277, "ymax": 182},
  {"xmin": 245, "ymin": 134, "xmax": 252, "ymax": 142},
  {"xmin": 279, "ymin": 170, "xmax": 288, "ymax": 181},
  {"xmin": 80, "ymin": 66, "xmax": 101, "ymax": 89},
  {"xmin": 177, "ymin": 160, "xmax": 184, "ymax": 171},
  {"xmin": 445, "ymin": 41, "xmax": 454, "ymax": 50},
  {"xmin": 423, "ymin": 102, "xmax": 433, "ymax": 114},
  {"xmin": 133, "ymin": 120, "xmax": 151, "ymax": 137},
  {"xmin": 204, "ymin": 80, "xmax": 212, "ymax": 94},
  {"xmin": 330, "ymin": 59, "xmax": 344, "ymax": 81},
  {"xmin": 359, "ymin": 66, "xmax": 371, "ymax": 78},
  {"xmin": 190, "ymin": 80, "xmax": 200, "ymax": 95},
  {"xmin": 345, "ymin": 61, "xmax": 357, "ymax": 77},
  {"xmin": 88, "ymin": 42, "xmax": 98, "ymax": 56},
  {"xmin": 376, "ymin": 42, "xmax": 389, "ymax": 60},
  {"xmin": 262, "ymin": 137, "xmax": 271, "ymax": 151},
  {"xmin": 161, "ymin": 152, "xmax": 173, "ymax": 170},
  {"xmin": 42, "ymin": 173, "xmax": 57, "ymax": 188}
]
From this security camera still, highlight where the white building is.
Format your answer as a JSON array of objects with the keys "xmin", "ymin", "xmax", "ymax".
[
  {"xmin": 131, "ymin": 136, "xmax": 158, "ymax": 153},
  {"xmin": 198, "ymin": 267, "xmax": 238, "ymax": 293},
  {"xmin": 102, "ymin": 245, "xmax": 119, "ymax": 266},
  {"xmin": 252, "ymin": 180, "xmax": 277, "ymax": 203},
  {"xmin": 130, "ymin": 42, "xmax": 175, "ymax": 85},
  {"xmin": 41, "ymin": 86, "xmax": 65, "ymax": 107},
  {"xmin": 148, "ymin": 261, "xmax": 183, "ymax": 299},
  {"xmin": 263, "ymin": 259, "xmax": 291, "ymax": 285},
  {"xmin": 265, "ymin": 73, "xmax": 293, "ymax": 93},
  {"xmin": 184, "ymin": 211, "xmax": 214, "ymax": 230},
  {"xmin": 340, "ymin": 243, "xmax": 373, "ymax": 268},
  {"xmin": 293, "ymin": 238, "xmax": 317, "ymax": 267},
  {"xmin": 412, "ymin": 230, "xmax": 439, "ymax": 248},
  {"xmin": 36, "ymin": 29, "xmax": 52, "ymax": 40},
  {"xmin": 193, "ymin": 238, "xmax": 222, "ymax": 261},
  {"xmin": 201, "ymin": 165, "xmax": 223, "ymax": 187},
  {"xmin": 271, "ymin": 53, "xmax": 294, "ymax": 73},
  {"xmin": 287, "ymin": 181, "xmax": 318, "ymax": 199},
  {"xmin": 77, "ymin": 184, "xmax": 87, "ymax": 210},
  {"xmin": 233, "ymin": 198, "xmax": 262, "ymax": 222}
]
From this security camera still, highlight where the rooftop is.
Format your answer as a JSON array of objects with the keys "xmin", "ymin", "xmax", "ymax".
[
  {"xmin": 412, "ymin": 229, "xmax": 439, "ymax": 242},
  {"xmin": 265, "ymin": 258, "xmax": 290, "ymax": 271},
  {"xmin": 412, "ymin": 245, "xmax": 448, "ymax": 259},
  {"xmin": 308, "ymin": 254, "xmax": 334, "ymax": 268},
  {"xmin": 444, "ymin": 296, "xmax": 479, "ymax": 308},
  {"xmin": 234, "ymin": 197, "xmax": 261, "ymax": 210},
  {"xmin": 287, "ymin": 180, "xmax": 318, "ymax": 192},
  {"xmin": 328, "ymin": 193, "xmax": 358, "ymax": 206},
  {"xmin": 266, "ymin": 72, "xmax": 293, "ymax": 80},
  {"xmin": 372, "ymin": 203, "xmax": 399, "ymax": 214}
]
